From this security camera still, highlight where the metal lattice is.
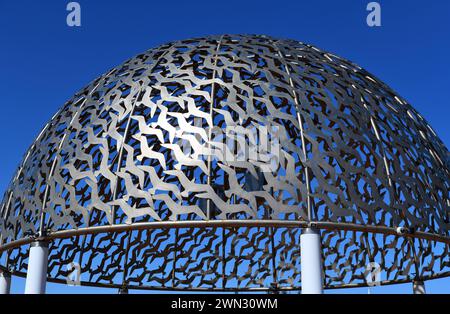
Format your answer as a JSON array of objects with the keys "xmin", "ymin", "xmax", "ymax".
[{"xmin": 0, "ymin": 35, "xmax": 449, "ymax": 291}]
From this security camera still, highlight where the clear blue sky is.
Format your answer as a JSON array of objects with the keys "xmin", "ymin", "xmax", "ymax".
[{"xmin": 0, "ymin": 0, "xmax": 449, "ymax": 294}]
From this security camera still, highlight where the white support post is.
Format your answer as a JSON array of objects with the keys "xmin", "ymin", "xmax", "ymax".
[
  {"xmin": 24, "ymin": 241, "xmax": 48, "ymax": 294},
  {"xmin": 300, "ymin": 227, "xmax": 323, "ymax": 294},
  {"xmin": 412, "ymin": 280, "xmax": 426, "ymax": 294},
  {"xmin": 0, "ymin": 270, "xmax": 11, "ymax": 294}
]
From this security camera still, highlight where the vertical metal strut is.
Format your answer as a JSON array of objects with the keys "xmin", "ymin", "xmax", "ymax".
[
  {"xmin": 269, "ymin": 39, "xmax": 314, "ymax": 221},
  {"xmin": 111, "ymin": 45, "xmax": 175, "ymax": 289},
  {"xmin": 206, "ymin": 35, "xmax": 225, "ymax": 220}
]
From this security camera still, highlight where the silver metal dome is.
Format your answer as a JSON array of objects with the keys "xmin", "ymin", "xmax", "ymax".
[{"xmin": 0, "ymin": 34, "xmax": 449, "ymax": 292}]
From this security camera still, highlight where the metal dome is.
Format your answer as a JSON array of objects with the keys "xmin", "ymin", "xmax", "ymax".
[{"xmin": 0, "ymin": 34, "xmax": 449, "ymax": 292}]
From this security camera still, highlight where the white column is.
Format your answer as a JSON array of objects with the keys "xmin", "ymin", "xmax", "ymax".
[
  {"xmin": 25, "ymin": 241, "xmax": 48, "ymax": 294},
  {"xmin": 300, "ymin": 227, "xmax": 323, "ymax": 294},
  {"xmin": 412, "ymin": 280, "xmax": 426, "ymax": 294},
  {"xmin": 0, "ymin": 270, "xmax": 11, "ymax": 294}
]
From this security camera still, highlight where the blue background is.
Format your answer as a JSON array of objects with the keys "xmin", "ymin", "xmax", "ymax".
[{"xmin": 0, "ymin": 0, "xmax": 448, "ymax": 294}]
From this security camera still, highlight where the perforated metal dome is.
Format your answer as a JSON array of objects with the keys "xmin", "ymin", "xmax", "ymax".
[{"xmin": 0, "ymin": 34, "xmax": 449, "ymax": 291}]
